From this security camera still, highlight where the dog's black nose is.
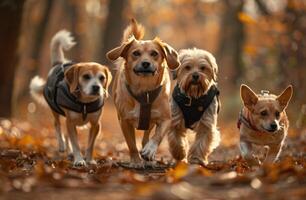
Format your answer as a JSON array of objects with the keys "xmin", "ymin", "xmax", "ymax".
[
  {"xmin": 192, "ymin": 73, "xmax": 199, "ymax": 81},
  {"xmin": 141, "ymin": 61, "xmax": 151, "ymax": 69},
  {"xmin": 92, "ymin": 85, "xmax": 100, "ymax": 93},
  {"xmin": 270, "ymin": 123, "xmax": 278, "ymax": 131}
]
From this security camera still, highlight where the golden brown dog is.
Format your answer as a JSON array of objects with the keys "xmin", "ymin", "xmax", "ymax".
[
  {"xmin": 106, "ymin": 19, "xmax": 180, "ymax": 166},
  {"xmin": 238, "ymin": 84, "xmax": 293, "ymax": 165},
  {"xmin": 168, "ymin": 48, "xmax": 220, "ymax": 166},
  {"xmin": 30, "ymin": 30, "xmax": 112, "ymax": 167}
]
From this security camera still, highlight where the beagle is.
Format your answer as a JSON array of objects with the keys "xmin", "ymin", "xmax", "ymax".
[{"xmin": 30, "ymin": 30, "xmax": 112, "ymax": 167}]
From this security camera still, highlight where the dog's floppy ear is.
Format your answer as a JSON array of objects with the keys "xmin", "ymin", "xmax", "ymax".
[
  {"xmin": 102, "ymin": 67, "xmax": 112, "ymax": 98},
  {"xmin": 240, "ymin": 84, "xmax": 258, "ymax": 111},
  {"xmin": 277, "ymin": 85, "xmax": 293, "ymax": 111},
  {"xmin": 154, "ymin": 38, "xmax": 180, "ymax": 70},
  {"xmin": 206, "ymin": 53, "xmax": 218, "ymax": 81},
  {"xmin": 103, "ymin": 67, "xmax": 112, "ymax": 90},
  {"xmin": 64, "ymin": 65, "xmax": 80, "ymax": 93},
  {"xmin": 163, "ymin": 43, "xmax": 180, "ymax": 69},
  {"xmin": 106, "ymin": 37, "xmax": 135, "ymax": 61}
]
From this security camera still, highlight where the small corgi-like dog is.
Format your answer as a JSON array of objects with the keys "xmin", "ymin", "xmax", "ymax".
[{"xmin": 238, "ymin": 84, "xmax": 293, "ymax": 165}]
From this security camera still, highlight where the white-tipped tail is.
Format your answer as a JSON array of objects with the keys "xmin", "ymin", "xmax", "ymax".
[
  {"xmin": 50, "ymin": 30, "xmax": 76, "ymax": 66},
  {"xmin": 30, "ymin": 76, "xmax": 47, "ymax": 107}
]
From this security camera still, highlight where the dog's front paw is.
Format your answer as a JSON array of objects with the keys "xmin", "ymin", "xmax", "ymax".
[
  {"xmin": 84, "ymin": 153, "xmax": 97, "ymax": 165},
  {"xmin": 126, "ymin": 155, "xmax": 144, "ymax": 168},
  {"xmin": 129, "ymin": 161, "xmax": 145, "ymax": 168},
  {"xmin": 86, "ymin": 159, "xmax": 97, "ymax": 165},
  {"xmin": 140, "ymin": 140, "xmax": 158, "ymax": 161},
  {"xmin": 188, "ymin": 156, "xmax": 208, "ymax": 166},
  {"xmin": 73, "ymin": 159, "xmax": 87, "ymax": 167}
]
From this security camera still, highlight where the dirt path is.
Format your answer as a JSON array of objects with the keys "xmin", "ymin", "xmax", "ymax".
[{"xmin": 0, "ymin": 100, "xmax": 306, "ymax": 200}]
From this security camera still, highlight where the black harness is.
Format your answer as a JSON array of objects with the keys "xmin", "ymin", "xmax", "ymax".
[
  {"xmin": 172, "ymin": 85, "xmax": 220, "ymax": 128},
  {"xmin": 43, "ymin": 63, "xmax": 104, "ymax": 120}
]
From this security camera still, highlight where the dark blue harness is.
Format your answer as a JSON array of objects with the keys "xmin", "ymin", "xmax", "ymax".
[
  {"xmin": 43, "ymin": 63, "xmax": 104, "ymax": 120},
  {"xmin": 172, "ymin": 85, "xmax": 220, "ymax": 128}
]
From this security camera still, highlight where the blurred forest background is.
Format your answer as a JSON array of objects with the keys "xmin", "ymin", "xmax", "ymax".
[
  {"xmin": 1, "ymin": 0, "xmax": 306, "ymax": 199},
  {"xmin": 0, "ymin": 0, "xmax": 305, "ymax": 124}
]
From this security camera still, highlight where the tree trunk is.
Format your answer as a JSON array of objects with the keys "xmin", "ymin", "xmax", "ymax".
[
  {"xmin": 217, "ymin": 0, "xmax": 244, "ymax": 85},
  {"xmin": 64, "ymin": 0, "xmax": 83, "ymax": 60},
  {"xmin": 279, "ymin": 0, "xmax": 306, "ymax": 105},
  {"xmin": 99, "ymin": 0, "xmax": 126, "ymax": 65},
  {"xmin": 17, "ymin": 0, "xmax": 53, "ymax": 101},
  {"xmin": 0, "ymin": 0, "xmax": 25, "ymax": 118}
]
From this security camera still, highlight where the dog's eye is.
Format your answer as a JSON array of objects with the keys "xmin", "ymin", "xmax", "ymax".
[
  {"xmin": 99, "ymin": 75, "xmax": 105, "ymax": 82},
  {"xmin": 83, "ymin": 74, "xmax": 91, "ymax": 80},
  {"xmin": 150, "ymin": 50, "xmax": 158, "ymax": 57},
  {"xmin": 275, "ymin": 111, "xmax": 280, "ymax": 118},
  {"xmin": 199, "ymin": 65, "xmax": 206, "ymax": 71},
  {"xmin": 260, "ymin": 110, "xmax": 268, "ymax": 117},
  {"xmin": 185, "ymin": 65, "xmax": 191, "ymax": 70},
  {"xmin": 132, "ymin": 51, "xmax": 141, "ymax": 57}
]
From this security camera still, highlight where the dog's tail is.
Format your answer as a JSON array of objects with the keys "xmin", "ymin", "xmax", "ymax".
[
  {"xmin": 50, "ymin": 30, "xmax": 76, "ymax": 66},
  {"xmin": 29, "ymin": 76, "xmax": 48, "ymax": 107},
  {"xmin": 122, "ymin": 18, "xmax": 144, "ymax": 42}
]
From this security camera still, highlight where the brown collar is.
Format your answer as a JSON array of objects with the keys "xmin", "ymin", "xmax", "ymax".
[
  {"xmin": 126, "ymin": 84, "xmax": 163, "ymax": 130},
  {"xmin": 237, "ymin": 110, "xmax": 260, "ymax": 132}
]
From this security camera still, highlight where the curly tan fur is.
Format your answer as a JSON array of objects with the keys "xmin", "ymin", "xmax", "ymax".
[{"xmin": 168, "ymin": 48, "xmax": 220, "ymax": 165}]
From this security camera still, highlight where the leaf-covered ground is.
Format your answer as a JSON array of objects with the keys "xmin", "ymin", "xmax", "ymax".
[{"xmin": 1, "ymin": 101, "xmax": 306, "ymax": 200}]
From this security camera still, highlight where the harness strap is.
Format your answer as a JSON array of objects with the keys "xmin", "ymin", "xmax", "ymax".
[
  {"xmin": 237, "ymin": 110, "xmax": 259, "ymax": 131},
  {"xmin": 126, "ymin": 84, "xmax": 163, "ymax": 130},
  {"xmin": 56, "ymin": 82, "xmax": 104, "ymax": 120}
]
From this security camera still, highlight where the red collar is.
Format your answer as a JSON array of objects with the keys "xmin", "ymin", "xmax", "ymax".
[{"xmin": 237, "ymin": 110, "xmax": 260, "ymax": 132}]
